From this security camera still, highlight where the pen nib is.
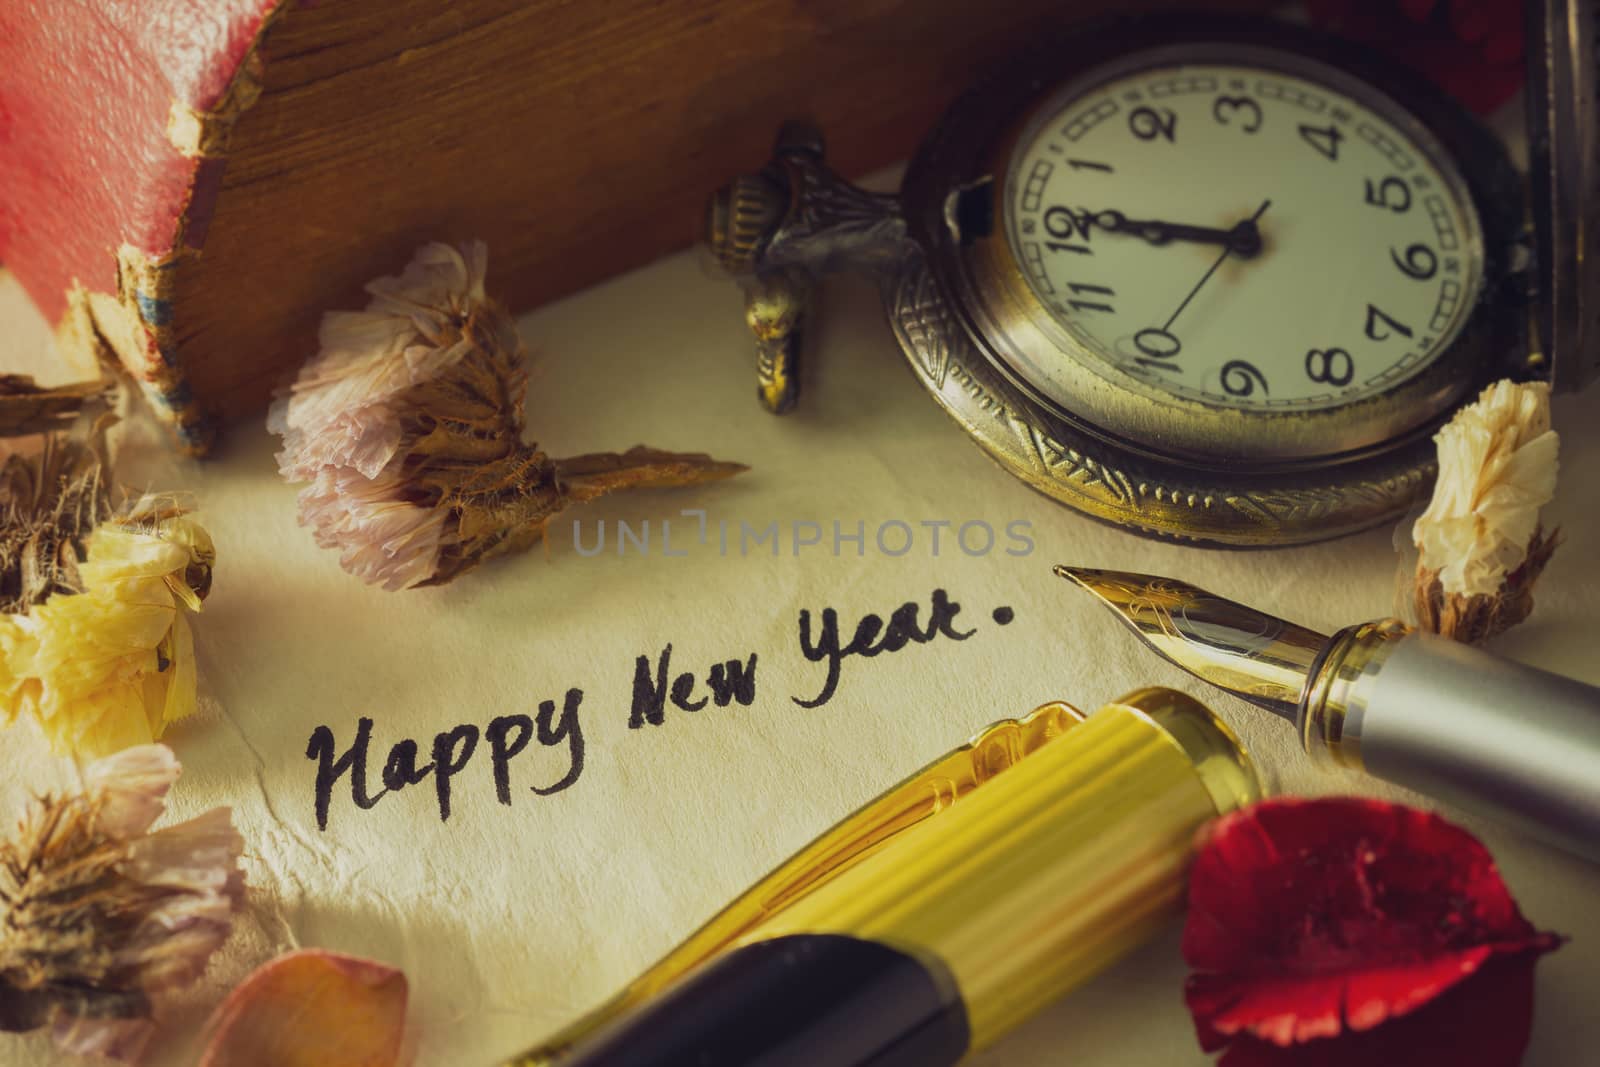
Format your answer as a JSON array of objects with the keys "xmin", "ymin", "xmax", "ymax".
[{"xmin": 1053, "ymin": 565, "xmax": 1327, "ymax": 721}]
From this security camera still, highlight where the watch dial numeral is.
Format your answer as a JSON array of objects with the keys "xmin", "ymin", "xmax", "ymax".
[
  {"xmin": 1066, "ymin": 282, "xmax": 1115, "ymax": 313},
  {"xmin": 1133, "ymin": 328, "xmax": 1182, "ymax": 362},
  {"xmin": 1044, "ymin": 206, "xmax": 1092, "ymax": 254},
  {"xmin": 1128, "ymin": 106, "xmax": 1177, "ymax": 142},
  {"xmin": 1363, "ymin": 176, "xmax": 1412, "ymax": 213},
  {"xmin": 1220, "ymin": 360, "xmax": 1269, "ymax": 396},
  {"xmin": 1304, "ymin": 347, "xmax": 1354, "ymax": 386},
  {"xmin": 1390, "ymin": 243, "xmax": 1438, "ymax": 280},
  {"xmin": 1211, "ymin": 95, "xmax": 1263, "ymax": 132},
  {"xmin": 1364, "ymin": 304, "xmax": 1414, "ymax": 341},
  {"xmin": 1297, "ymin": 121, "xmax": 1344, "ymax": 161},
  {"xmin": 1005, "ymin": 63, "xmax": 1479, "ymax": 413}
]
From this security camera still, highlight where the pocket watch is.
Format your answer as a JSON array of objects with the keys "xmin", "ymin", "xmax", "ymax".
[{"xmin": 705, "ymin": 5, "xmax": 1597, "ymax": 546}]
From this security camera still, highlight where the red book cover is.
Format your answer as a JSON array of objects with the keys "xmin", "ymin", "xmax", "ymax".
[{"xmin": 1, "ymin": 0, "xmax": 283, "ymax": 451}]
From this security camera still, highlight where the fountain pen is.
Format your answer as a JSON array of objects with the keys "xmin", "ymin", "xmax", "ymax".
[
  {"xmin": 1056, "ymin": 565, "xmax": 1600, "ymax": 863},
  {"xmin": 509, "ymin": 688, "xmax": 1259, "ymax": 1066}
]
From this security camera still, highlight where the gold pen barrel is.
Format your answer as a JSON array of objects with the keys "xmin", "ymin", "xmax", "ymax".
[
  {"xmin": 511, "ymin": 689, "xmax": 1258, "ymax": 1065},
  {"xmin": 762, "ymin": 687, "xmax": 1257, "ymax": 1051}
]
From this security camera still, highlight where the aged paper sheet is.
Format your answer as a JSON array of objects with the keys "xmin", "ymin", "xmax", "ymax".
[{"xmin": 1, "ymin": 257, "xmax": 1596, "ymax": 1066}]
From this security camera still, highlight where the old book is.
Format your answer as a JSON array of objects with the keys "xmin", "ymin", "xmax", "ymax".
[{"xmin": 0, "ymin": 0, "xmax": 1272, "ymax": 454}]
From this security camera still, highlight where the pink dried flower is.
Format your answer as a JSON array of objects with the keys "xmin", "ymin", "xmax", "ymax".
[
  {"xmin": 270, "ymin": 241, "xmax": 745, "ymax": 590},
  {"xmin": 0, "ymin": 744, "xmax": 244, "ymax": 1061}
]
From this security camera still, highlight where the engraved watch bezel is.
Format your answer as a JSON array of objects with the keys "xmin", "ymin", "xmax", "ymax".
[{"xmin": 885, "ymin": 246, "xmax": 1439, "ymax": 545}]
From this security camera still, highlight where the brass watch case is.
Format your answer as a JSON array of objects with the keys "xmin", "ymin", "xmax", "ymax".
[
  {"xmin": 943, "ymin": 43, "xmax": 1494, "ymax": 467},
  {"xmin": 708, "ymin": 16, "xmax": 1537, "ymax": 547}
]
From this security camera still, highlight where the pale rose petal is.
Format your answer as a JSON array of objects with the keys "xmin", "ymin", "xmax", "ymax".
[
  {"xmin": 199, "ymin": 950, "xmax": 408, "ymax": 1067},
  {"xmin": 85, "ymin": 743, "xmax": 180, "ymax": 839},
  {"xmin": 275, "ymin": 407, "xmax": 405, "ymax": 482},
  {"xmin": 296, "ymin": 469, "xmax": 446, "ymax": 591},
  {"xmin": 51, "ymin": 1016, "xmax": 155, "ymax": 1063}
]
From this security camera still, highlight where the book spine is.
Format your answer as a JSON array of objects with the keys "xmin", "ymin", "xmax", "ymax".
[{"xmin": 0, "ymin": 0, "xmax": 283, "ymax": 454}]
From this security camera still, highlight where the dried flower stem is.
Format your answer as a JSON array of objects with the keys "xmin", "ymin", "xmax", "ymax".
[
  {"xmin": 0, "ymin": 375, "xmax": 115, "ymax": 438},
  {"xmin": 1414, "ymin": 526, "xmax": 1562, "ymax": 642},
  {"xmin": 0, "ymin": 376, "xmax": 119, "ymax": 614}
]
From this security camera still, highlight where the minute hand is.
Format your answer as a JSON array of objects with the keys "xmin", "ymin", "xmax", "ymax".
[{"xmin": 1158, "ymin": 200, "xmax": 1272, "ymax": 332}]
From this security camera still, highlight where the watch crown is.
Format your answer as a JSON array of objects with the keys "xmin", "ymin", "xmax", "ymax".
[{"xmin": 705, "ymin": 171, "xmax": 786, "ymax": 277}]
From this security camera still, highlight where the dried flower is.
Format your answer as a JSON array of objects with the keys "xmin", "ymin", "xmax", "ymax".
[
  {"xmin": 0, "ymin": 377, "xmax": 218, "ymax": 757},
  {"xmin": 270, "ymin": 241, "xmax": 746, "ymax": 590},
  {"xmin": 0, "ymin": 744, "xmax": 245, "ymax": 1062},
  {"xmin": 1183, "ymin": 796, "xmax": 1561, "ymax": 1067},
  {"xmin": 0, "ymin": 376, "xmax": 118, "ymax": 614},
  {"xmin": 0, "ymin": 508, "xmax": 215, "ymax": 757},
  {"xmin": 199, "ymin": 950, "xmax": 408, "ymax": 1067},
  {"xmin": 1410, "ymin": 380, "xmax": 1560, "ymax": 642}
]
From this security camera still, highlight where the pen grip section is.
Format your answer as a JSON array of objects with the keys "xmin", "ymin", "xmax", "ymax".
[
  {"xmin": 1332, "ymin": 631, "xmax": 1600, "ymax": 862},
  {"xmin": 552, "ymin": 934, "xmax": 968, "ymax": 1067}
]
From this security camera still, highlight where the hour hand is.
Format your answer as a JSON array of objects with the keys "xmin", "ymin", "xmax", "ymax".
[{"xmin": 1089, "ymin": 210, "xmax": 1262, "ymax": 257}]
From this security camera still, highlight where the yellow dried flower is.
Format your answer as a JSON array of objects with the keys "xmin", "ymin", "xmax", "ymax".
[{"xmin": 0, "ymin": 511, "xmax": 215, "ymax": 757}]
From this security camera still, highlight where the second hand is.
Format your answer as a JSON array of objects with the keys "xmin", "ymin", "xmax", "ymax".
[{"xmin": 1159, "ymin": 199, "xmax": 1271, "ymax": 332}]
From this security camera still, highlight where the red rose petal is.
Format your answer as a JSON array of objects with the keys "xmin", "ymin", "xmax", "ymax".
[
  {"xmin": 1188, "ymin": 945, "xmax": 1508, "ymax": 1047},
  {"xmin": 1182, "ymin": 797, "xmax": 1561, "ymax": 1066},
  {"xmin": 1213, "ymin": 956, "xmax": 1541, "ymax": 1067}
]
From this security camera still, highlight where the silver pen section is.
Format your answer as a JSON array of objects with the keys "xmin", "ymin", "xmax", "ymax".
[
  {"xmin": 1305, "ymin": 621, "xmax": 1600, "ymax": 861},
  {"xmin": 1056, "ymin": 566, "xmax": 1600, "ymax": 863}
]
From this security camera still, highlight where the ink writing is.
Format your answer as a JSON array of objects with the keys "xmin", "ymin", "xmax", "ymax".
[
  {"xmin": 306, "ymin": 688, "xmax": 585, "ymax": 830},
  {"xmin": 630, "ymin": 643, "xmax": 759, "ymax": 727},
  {"xmin": 306, "ymin": 588, "xmax": 1011, "ymax": 828},
  {"xmin": 794, "ymin": 588, "xmax": 976, "ymax": 708}
]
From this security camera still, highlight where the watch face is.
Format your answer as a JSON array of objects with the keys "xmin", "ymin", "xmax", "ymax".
[{"xmin": 1002, "ymin": 58, "xmax": 1485, "ymax": 412}]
